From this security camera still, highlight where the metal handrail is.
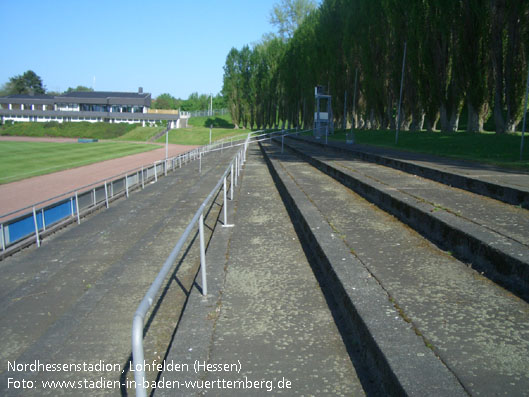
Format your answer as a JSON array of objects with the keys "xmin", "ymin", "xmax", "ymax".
[
  {"xmin": 131, "ymin": 136, "xmax": 249, "ymax": 396},
  {"xmin": 0, "ymin": 146, "xmax": 218, "ymax": 256}
]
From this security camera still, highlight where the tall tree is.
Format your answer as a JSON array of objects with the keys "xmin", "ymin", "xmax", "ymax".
[
  {"xmin": 8, "ymin": 70, "xmax": 45, "ymax": 95},
  {"xmin": 270, "ymin": 0, "xmax": 318, "ymax": 40}
]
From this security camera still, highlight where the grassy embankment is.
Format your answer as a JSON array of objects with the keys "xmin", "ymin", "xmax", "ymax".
[
  {"xmin": 157, "ymin": 114, "xmax": 248, "ymax": 145},
  {"xmin": 325, "ymin": 129, "xmax": 529, "ymax": 171}
]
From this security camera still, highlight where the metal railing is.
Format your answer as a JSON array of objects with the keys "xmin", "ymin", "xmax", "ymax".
[
  {"xmin": 131, "ymin": 134, "xmax": 250, "ymax": 396},
  {"xmin": 0, "ymin": 146, "xmax": 215, "ymax": 259}
]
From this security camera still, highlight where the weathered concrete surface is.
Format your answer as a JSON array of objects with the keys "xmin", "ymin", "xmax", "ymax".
[
  {"xmin": 280, "ymin": 138, "xmax": 529, "ymax": 301},
  {"xmin": 0, "ymin": 147, "xmax": 238, "ymax": 396},
  {"xmin": 261, "ymin": 141, "xmax": 529, "ymax": 396},
  {"xmin": 292, "ymin": 135, "xmax": 529, "ymax": 208},
  {"xmin": 158, "ymin": 146, "xmax": 365, "ymax": 396}
]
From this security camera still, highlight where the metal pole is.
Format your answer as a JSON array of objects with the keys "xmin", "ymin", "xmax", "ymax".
[
  {"xmin": 70, "ymin": 197, "xmax": 74, "ymax": 217},
  {"xmin": 223, "ymin": 177, "xmax": 228, "ymax": 226},
  {"xmin": 210, "ymin": 124, "xmax": 212, "ymax": 145},
  {"xmin": 352, "ymin": 68, "xmax": 358, "ymax": 131},
  {"xmin": 75, "ymin": 192, "xmax": 80, "ymax": 224},
  {"xmin": 41, "ymin": 209, "xmax": 46, "ymax": 231},
  {"xmin": 141, "ymin": 166, "xmax": 145, "ymax": 189},
  {"xmin": 199, "ymin": 152, "xmax": 202, "ymax": 173},
  {"xmin": 125, "ymin": 174, "xmax": 129, "ymax": 198},
  {"xmin": 520, "ymin": 64, "xmax": 529, "ymax": 161},
  {"xmin": 154, "ymin": 163, "xmax": 158, "ymax": 182},
  {"xmin": 396, "ymin": 41, "xmax": 407, "ymax": 145},
  {"xmin": 235, "ymin": 156, "xmax": 238, "ymax": 187},
  {"xmin": 1, "ymin": 224, "xmax": 5, "ymax": 252},
  {"xmin": 343, "ymin": 90, "xmax": 347, "ymax": 130},
  {"xmin": 104, "ymin": 181, "xmax": 109, "ymax": 208},
  {"xmin": 230, "ymin": 163, "xmax": 234, "ymax": 200},
  {"xmin": 32, "ymin": 206, "xmax": 40, "ymax": 248},
  {"xmin": 199, "ymin": 212, "xmax": 207, "ymax": 296},
  {"xmin": 93, "ymin": 188, "xmax": 96, "ymax": 206}
]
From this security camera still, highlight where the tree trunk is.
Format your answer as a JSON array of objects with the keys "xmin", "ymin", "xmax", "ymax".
[
  {"xmin": 410, "ymin": 110, "xmax": 425, "ymax": 131},
  {"xmin": 439, "ymin": 104, "xmax": 449, "ymax": 131},
  {"xmin": 425, "ymin": 110, "xmax": 439, "ymax": 132},
  {"xmin": 491, "ymin": 0, "xmax": 507, "ymax": 134},
  {"xmin": 467, "ymin": 102, "xmax": 487, "ymax": 132},
  {"xmin": 448, "ymin": 107, "xmax": 460, "ymax": 132}
]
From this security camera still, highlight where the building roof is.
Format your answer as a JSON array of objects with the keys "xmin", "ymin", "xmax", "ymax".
[
  {"xmin": 59, "ymin": 91, "xmax": 150, "ymax": 100},
  {"xmin": 3, "ymin": 94, "xmax": 55, "ymax": 100},
  {"xmin": 0, "ymin": 90, "xmax": 151, "ymax": 107}
]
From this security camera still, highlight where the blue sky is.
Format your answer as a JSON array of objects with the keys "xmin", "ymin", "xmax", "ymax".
[{"xmin": 0, "ymin": 0, "xmax": 281, "ymax": 98}]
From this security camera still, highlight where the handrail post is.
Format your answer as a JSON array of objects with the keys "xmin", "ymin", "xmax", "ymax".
[
  {"xmin": 132, "ymin": 315, "xmax": 147, "ymax": 397},
  {"xmin": 125, "ymin": 174, "xmax": 129, "ymax": 198},
  {"xmin": 32, "ymin": 206, "xmax": 40, "ymax": 248},
  {"xmin": 1, "ymin": 223, "xmax": 5, "ymax": 252},
  {"xmin": 230, "ymin": 163, "xmax": 234, "ymax": 201},
  {"xmin": 235, "ymin": 156, "xmax": 238, "ymax": 187},
  {"xmin": 222, "ymin": 177, "xmax": 234, "ymax": 228},
  {"xmin": 75, "ymin": 192, "xmax": 80, "ymax": 224},
  {"xmin": 104, "ymin": 181, "xmax": 109, "ymax": 208},
  {"xmin": 199, "ymin": 212, "xmax": 207, "ymax": 296},
  {"xmin": 141, "ymin": 166, "xmax": 145, "ymax": 189},
  {"xmin": 41, "ymin": 208, "xmax": 46, "ymax": 231}
]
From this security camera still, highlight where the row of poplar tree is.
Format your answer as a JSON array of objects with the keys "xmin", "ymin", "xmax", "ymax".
[{"xmin": 222, "ymin": 0, "xmax": 529, "ymax": 133}]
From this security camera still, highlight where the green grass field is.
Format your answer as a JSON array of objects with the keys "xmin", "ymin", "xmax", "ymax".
[
  {"xmin": 0, "ymin": 141, "xmax": 157, "ymax": 184},
  {"xmin": 325, "ymin": 129, "xmax": 529, "ymax": 171},
  {"xmin": 156, "ymin": 114, "xmax": 249, "ymax": 145}
]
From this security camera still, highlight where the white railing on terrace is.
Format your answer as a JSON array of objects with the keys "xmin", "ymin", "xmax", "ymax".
[
  {"xmin": 0, "ymin": 145, "xmax": 226, "ymax": 258},
  {"xmin": 131, "ymin": 133, "xmax": 250, "ymax": 397}
]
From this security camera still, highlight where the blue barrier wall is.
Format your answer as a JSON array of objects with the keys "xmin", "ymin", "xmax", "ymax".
[{"xmin": 5, "ymin": 199, "xmax": 75, "ymax": 245}]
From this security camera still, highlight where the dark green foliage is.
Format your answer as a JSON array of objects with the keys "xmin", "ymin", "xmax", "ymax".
[
  {"xmin": 0, "ymin": 122, "xmax": 136, "ymax": 140},
  {"xmin": 7, "ymin": 70, "xmax": 45, "ymax": 95},
  {"xmin": 223, "ymin": 0, "xmax": 529, "ymax": 136}
]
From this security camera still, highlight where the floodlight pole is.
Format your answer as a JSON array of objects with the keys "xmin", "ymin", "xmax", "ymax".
[
  {"xmin": 343, "ymin": 90, "xmax": 347, "ymax": 130},
  {"xmin": 395, "ymin": 41, "xmax": 407, "ymax": 145},
  {"xmin": 352, "ymin": 67, "xmax": 358, "ymax": 132},
  {"xmin": 520, "ymin": 64, "xmax": 529, "ymax": 161}
]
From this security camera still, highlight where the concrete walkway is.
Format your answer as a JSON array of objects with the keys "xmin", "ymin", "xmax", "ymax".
[
  {"xmin": 0, "ymin": 146, "xmax": 237, "ymax": 396},
  {"xmin": 158, "ymin": 146, "xmax": 366, "ymax": 396}
]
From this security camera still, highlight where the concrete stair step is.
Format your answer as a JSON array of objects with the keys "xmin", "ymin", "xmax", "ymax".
[{"xmin": 261, "ymin": 140, "xmax": 529, "ymax": 396}]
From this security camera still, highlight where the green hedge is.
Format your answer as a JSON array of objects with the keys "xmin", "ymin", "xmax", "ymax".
[{"xmin": 0, "ymin": 122, "xmax": 137, "ymax": 140}]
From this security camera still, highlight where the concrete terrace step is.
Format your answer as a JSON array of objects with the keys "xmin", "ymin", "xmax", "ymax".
[
  {"xmin": 260, "ymin": 140, "xmax": 529, "ymax": 396},
  {"xmin": 157, "ymin": 146, "xmax": 368, "ymax": 396},
  {"xmin": 0, "ymin": 146, "xmax": 239, "ymax": 396},
  {"xmin": 292, "ymin": 135, "xmax": 529, "ymax": 209},
  {"xmin": 279, "ymin": 137, "xmax": 529, "ymax": 302}
]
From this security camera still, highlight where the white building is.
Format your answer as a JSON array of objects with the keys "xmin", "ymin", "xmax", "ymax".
[{"xmin": 0, "ymin": 88, "xmax": 188, "ymax": 129}]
